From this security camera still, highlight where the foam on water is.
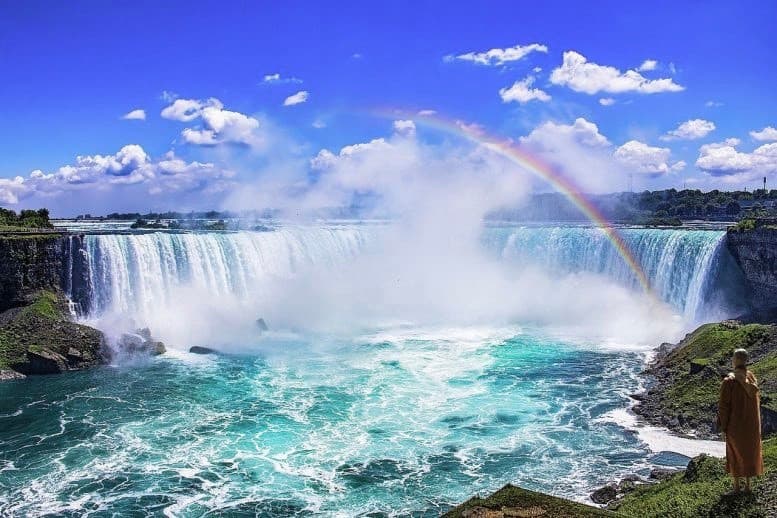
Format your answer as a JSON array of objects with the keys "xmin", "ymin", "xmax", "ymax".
[{"xmin": 0, "ymin": 223, "xmax": 739, "ymax": 516}]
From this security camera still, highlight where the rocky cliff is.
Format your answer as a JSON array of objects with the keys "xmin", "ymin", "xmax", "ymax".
[
  {"xmin": 0, "ymin": 234, "xmax": 91, "ymax": 313},
  {"xmin": 726, "ymin": 222, "xmax": 777, "ymax": 312}
]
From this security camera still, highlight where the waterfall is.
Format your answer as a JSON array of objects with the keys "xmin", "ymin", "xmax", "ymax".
[
  {"xmin": 78, "ymin": 225, "xmax": 732, "ymax": 324},
  {"xmin": 487, "ymin": 226, "xmax": 728, "ymax": 320},
  {"xmin": 83, "ymin": 227, "xmax": 369, "ymax": 320}
]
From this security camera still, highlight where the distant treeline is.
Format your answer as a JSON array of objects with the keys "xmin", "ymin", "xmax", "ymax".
[
  {"xmin": 491, "ymin": 188, "xmax": 777, "ymax": 223},
  {"xmin": 87, "ymin": 210, "xmax": 241, "ymax": 221},
  {"xmin": 0, "ymin": 208, "xmax": 53, "ymax": 229}
]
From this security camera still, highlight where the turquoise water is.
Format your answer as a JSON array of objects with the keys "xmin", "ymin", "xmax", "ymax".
[
  {"xmin": 1, "ymin": 328, "xmax": 685, "ymax": 516},
  {"xmin": 1, "ymin": 225, "xmax": 731, "ymax": 516}
]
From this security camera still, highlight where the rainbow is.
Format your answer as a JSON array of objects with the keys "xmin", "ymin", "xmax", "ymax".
[{"xmin": 372, "ymin": 109, "xmax": 653, "ymax": 294}]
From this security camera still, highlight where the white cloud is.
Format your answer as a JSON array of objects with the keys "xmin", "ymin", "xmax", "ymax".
[
  {"xmin": 521, "ymin": 118, "xmax": 611, "ymax": 148},
  {"xmin": 2, "ymin": 146, "xmax": 235, "ymax": 205},
  {"xmin": 614, "ymin": 140, "xmax": 682, "ymax": 177},
  {"xmin": 283, "ymin": 91, "xmax": 309, "ymax": 106},
  {"xmin": 262, "ymin": 73, "xmax": 302, "ymax": 84},
  {"xmin": 637, "ymin": 59, "xmax": 658, "ymax": 72},
  {"xmin": 161, "ymin": 90, "xmax": 178, "ymax": 103},
  {"xmin": 182, "ymin": 106, "xmax": 260, "ymax": 146},
  {"xmin": 660, "ymin": 119, "xmax": 716, "ymax": 141},
  {"xmin": 499, "ymin": 76, "xmax": 551, "ymax": 104},
  {"xmin": 599, "ymin": 97, "xmax": 616, "ymax": 106},
  {"xmin": 750, "ymin": 126, "xmax": 777, "ymax": 142},
  {"xmin": 312, "ymin": 119, "xmax": 327, "ymax": 129},
  {"xmin": 418, "ymin": 109, "xmax": 437, "ymax": 116},
  {"xmin": 705, "ymin": 100, "xmax": 723, "ymax": 108},
  {"xmin": 446, "ymin": 43, "xmax": 548, "ymax": 66},
  {"xmin": 696, "ymin": 140, "xmax": 777, "ymax": 181},
  {"xmin": 161, "ymin": 98, "xmax": 223, "ymax": 122},
  {"xmin": 392, "ymin": 119, "xmax": 416, "ymax": 136},
  {"xmin": 122, "ymin": 109, "xmax": 146, "ymax": 121},
  {"xmin": 161, "ymin": 98, "xmax": 261, "ymax": 147},
  {"xmin": 549, "ymin": 51, "xmax": 684, "ymax": 95}
]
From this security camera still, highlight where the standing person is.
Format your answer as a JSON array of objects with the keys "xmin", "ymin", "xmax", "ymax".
[{"xmin": 717, "ymin": 348, "xmax": 764, "ymax": 493}]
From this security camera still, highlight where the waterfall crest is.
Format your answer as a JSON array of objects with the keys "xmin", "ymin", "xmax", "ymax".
[{"xmin": 77, "ymin": 225, "xmax": 729, "ymax": 324}]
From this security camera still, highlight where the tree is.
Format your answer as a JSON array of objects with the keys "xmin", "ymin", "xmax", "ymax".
[{"xmin": 726, "ymin": 201, "xmax": 741, "ymax": 216}]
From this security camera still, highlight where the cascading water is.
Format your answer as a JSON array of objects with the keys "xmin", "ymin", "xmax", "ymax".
[
  {"xmin": 80, "ymin": 224, "xmax": 729, "ymax": 324},
  {"xmin": 2, "ymin": 223, "xmax": 738, "ymax": 516},
  {"xmin": 485, "ymin": 226, "xmax": 728, "ymax": 321},
  {"xmin": 83, "ymin": 226, "xmax": 369, "ymax": 321}
]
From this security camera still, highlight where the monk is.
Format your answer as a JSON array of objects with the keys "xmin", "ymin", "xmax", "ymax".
[{"xmin": 717, "ymin": 348, "xmax": 764, "ymax": 493}]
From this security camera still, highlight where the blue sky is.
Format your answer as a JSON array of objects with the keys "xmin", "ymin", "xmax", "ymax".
[{"xmin": 1, "ymin": 1, "xmax": 776, "ymax": 216}]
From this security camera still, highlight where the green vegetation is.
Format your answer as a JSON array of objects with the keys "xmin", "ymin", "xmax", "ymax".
[
  {"xmin": 0, "ymin": 207, "xmax": 53, "ymax": 230},
  {"xmin": 732, "ymin": 218, "xmax": 758, "ymax": 232},
  {"xmin": 654, "ymin": 323, "xmax": 777, "ymax": 422},
  {"xmin": 444, "ymin": 439, "xmax": 777, "ymax": 517},
  {"xmin": 612, "ymin": 438, "xmax": 777, "ymax": 517},
  {"xmin": 0, "ymin": 290, "xmax": 103, "ymax": 373},
  {"xmin": 443, "ymin": 484, "xmax": 612, "ymax": 517}
]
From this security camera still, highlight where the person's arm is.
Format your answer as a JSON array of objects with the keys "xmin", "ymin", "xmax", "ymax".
[{"xmin": 717, "ymin": 378, "xmax": 732, "ymax": 433}]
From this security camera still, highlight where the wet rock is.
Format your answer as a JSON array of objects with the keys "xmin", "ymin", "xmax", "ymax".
[
  {"xmin": 24, "ymin": 348, "xmax": 68, "ymax": 374},
  {"xmin": 0, "ymin": 369, "xmax": 25, "ymax": 380},
  {"xmin": 461, "ymin": 507, "xmax": 504, "ymax": 518},
  {"xmin": 257, "ymin": 318, "xmax": 268, "ymax": 332},
  {"xmin": 649, "ymin": 468, "xmax": 677, "ymax": 480},
  {"xmin": 190, "ymin": 346, "xmax": 219, "ymax": 355},
  {"xmin": 117, "ymin": 331, "xmax": 166, "ymax": 356},
  {"xmin": 590, "ymin": 484, "xmax": 617, "ymax": 504}
]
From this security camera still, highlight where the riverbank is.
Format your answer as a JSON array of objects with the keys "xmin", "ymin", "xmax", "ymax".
[{"xmin": 445, "ymin": 315, "xmax": 777, "ymax": 516}]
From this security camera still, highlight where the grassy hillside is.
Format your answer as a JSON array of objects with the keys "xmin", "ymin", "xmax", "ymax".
[
  {"xmin": 0, "ymin": 290, "xmax": 104, "ymax": 374},
  {"xmin": 636, "ymin": 322, "xmax": 777, "ymax": 438}
]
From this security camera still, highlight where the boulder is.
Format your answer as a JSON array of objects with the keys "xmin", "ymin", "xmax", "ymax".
[
  {"xmin": 649, "ymin": 468, "xmax": 677, "ymax": 481},
  {"xmin": 590, "ymin": 484, "xmax": 617, "ymax": 504},
  {"xmin": 190, "ymin": 346, "xmax": 219, "ymax": 355},
  {"xmin": 257, "ymin": 318, "xmax": 268, "ymax": 332},
  {"xmin": 22, "ymin": 348, "xmax": 68, "ymax": 375},
  {"xmin": 116, "ymin": 331, "xmax": 166, "ymax": 356},
  {"xmin": 0, "ymin": 369, "xmax": 25, "ymax": 381}
]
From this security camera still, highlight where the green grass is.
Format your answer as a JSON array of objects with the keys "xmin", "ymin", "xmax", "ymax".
[
  {"xmin": 0, "ymin": 290, "xmax": 66, "ymax": 369},
  {"xmin": 21, "ymin": 290, "xmax": 62, "ymax": 319},
  {"xmin": 443, "ymin": 484, "xmax": 612, "ymax": 517},
  {"xmin": 731, "ymin": 218, "xmax": 758, "ymax": 232},
  {"xmin": 658, "ymin": 323, "xmax": 777, "ymax": 414},
  {"xmin": 613, "ymin": 438, "xmax": 777, "ymax": 517}
]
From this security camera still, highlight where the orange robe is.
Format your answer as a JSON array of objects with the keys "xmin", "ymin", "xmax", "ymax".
[{"xmin": 717, "ymin": 369, "xmax": 764, "ymax": 477}]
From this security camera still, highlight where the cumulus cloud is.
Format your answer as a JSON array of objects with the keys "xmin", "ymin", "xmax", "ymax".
[
  {"xmin": 499, "ymin": 76, "xmax": 551, "ymax": 104},
  {"xmin": 161, "ymin": 98, "xmax": 262, "ymax": 147},
  {"xmin": 392, "ymin": 119, "xmax": 416, "ymax": 136},
  {"xmin": 614, "ymin": 140, "xmax": 684, "ymax": 177},
  {"xmin": 519, "ymin": 118, "xmax": 682, "ymax": 189},
  {"xmin": 122, "ymin": 109, "xmax": 146, "ymax": 121},
  {"xmin": 750, "ymin": 126, "xmax": 777, "ymax": 142},
  {"xmin": 696, "ymin": 139, "xmax": 777, "ymax": 182},
  {"xmin": 283, "ymin": 90, "xmax": 309, "ymax": 106},
  {"xmin": 637, "ymin": 59, "xmax": 658, "ymax": 72},
  {"xmin": 549, "ymin": 51, "xmax": 684, "ymax": 95},
  {"xmin": 262, "ymin": 73, "xmax": 302, "ymax": 84},
  {"xmin": 521, "ymin": 118, "xmax": 611, "ymax": 148},
  {"xmin": 1, "ymin": 146, "xmax": 234, "ymax": 206},
  {"xmin": 161, "ymin": 98, "xmax": 223, "ymax": 122},
  {"xmin": 661, "ymin": 119, "xmax": 716, "ymax": 141},
  {"xmin": 599, "ymin": 97, "xmax": 616, "ymax": 106},
  {"xmin": 445, "ymin": 43, "xmax": 548, "ymax": 66}
]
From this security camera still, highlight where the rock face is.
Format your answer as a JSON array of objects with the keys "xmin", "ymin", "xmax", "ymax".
[
  {"xmin": 0, "ymin": 234, "xmax": 92, "ymax": 314},
  {"xmin": 0, "ymin": 290, "xmax": 107, "ymax": 378},
  {"xmin": 0, "ymin": 235, "xmax": 67, "ymax": 312},
  {"xmin": 116, "ymin": 330, "xmax": 166, "ymax": 356},
  {"xmin": 726, "ymin": 224, "xmax": 777, "ymax": 311}
]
